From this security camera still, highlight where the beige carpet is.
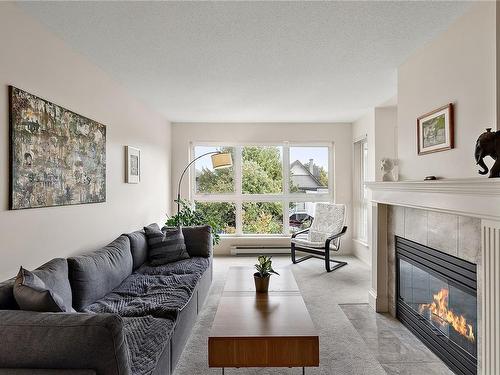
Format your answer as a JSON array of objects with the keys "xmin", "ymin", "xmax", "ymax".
[{"xmin": 173, "ymin": 255, "xmax": 388, "ymax": 375}]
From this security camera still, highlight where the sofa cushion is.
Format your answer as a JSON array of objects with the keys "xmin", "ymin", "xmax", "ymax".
[
  {"xmin": 0, "ymin": 278, "xmax": 18, "ymax": 310},
  {"xmin": 144, "ymin": 224, "xmax": 190, "ymax": 266},
  {"xmin": 125, "ymin": 230, "xmax": 148, "ymax": 270},
  {"xmin": 0, "ymin": 370, "xmax": 96, "ymax": 374},
  {"xmin": 0, "ymin": 258, "xmax": 72, "ymax": 311},
  {"xmin": 68, "ymin": 235, "xmax": 133, "ymax": 310},
  {"xmin": 181, "ymin": 225, "xmax": 213, "ymax": 258},
  {"xmin": 32, "ymin": 258, "xmax": 73, "ymax": 308},
  {"xmin": 0, "ymin": 310, "xmax": 130, "ymax": 375},
  {"xmin": 14, "ymin": 267, "xmax": 73, "ymax": 312}
]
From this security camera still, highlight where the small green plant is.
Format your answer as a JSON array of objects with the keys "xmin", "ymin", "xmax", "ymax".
[
  {"xmin": 254, "ymin": 255, "xmax": 280, "ymax": 278},
  {"xmin": 166, "ymin": 198, "xmax": 222, "ymax": 245}
]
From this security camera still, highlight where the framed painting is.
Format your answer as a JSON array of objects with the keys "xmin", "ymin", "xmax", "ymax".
[
  {"xmin": 417, "ymin": 103, "xmax": 454, "ymax": 155},
  {"xmin": 9, "ymin": 86, "xmax": 106, "ymax": 210},
  {"xmin": 125, "ymin": 146, "xmax": 140, "ymax": 184}
]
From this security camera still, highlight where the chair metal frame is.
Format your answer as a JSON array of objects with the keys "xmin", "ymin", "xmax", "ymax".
[{"xmin": 291, "ymin": 226, "xmax": 348, "ymax": 272}]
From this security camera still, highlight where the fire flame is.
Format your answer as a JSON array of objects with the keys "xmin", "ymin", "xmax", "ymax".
[{"xmin": 419, "ymin": 288, "xmax": 475, "ymax": 342}]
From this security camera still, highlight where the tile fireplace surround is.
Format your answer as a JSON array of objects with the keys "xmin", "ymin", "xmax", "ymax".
[{"xmin": 366, "ymin": 178, "xmax": 500, "ymax": 375}]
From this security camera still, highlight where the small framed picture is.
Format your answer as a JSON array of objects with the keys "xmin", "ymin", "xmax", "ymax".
[
  {"xmin": 125, "ymin": 146, "xmax": 140, "ymax": 183},
  {"xmin": 417, "ymin": 103, "xmax": 454, "ymax": 155}
]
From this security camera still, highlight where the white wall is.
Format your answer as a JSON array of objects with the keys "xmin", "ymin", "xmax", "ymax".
[
  {"xmin": 352, "ymin": 106, "xmax": 397, "ymax": 265},
  {"xmin": 397, "ymin": 2, "xmax": 496, "ymax": 180},
  {"xmin": 171, "ymin": 122, "xmax": 353, "ymax": 255},
  {"xmin": 374, "ymin": 106, "xmax": 398, "ymax": 182},
  {"xmin": 0, "ymin": 3, "xmax": 171, "ymax": 280},
  {"xmin": 353, "ymin": 110, "xmax": 376, "ymax": 182},
  {"xmin": 353, "ymin": 106, "xmax": 397, "ymax": 183}
]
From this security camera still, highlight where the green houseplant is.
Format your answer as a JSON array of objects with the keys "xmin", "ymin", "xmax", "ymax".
[
  {"xmin": 254, "ymin": 255, "xmax": 279, "ymax": 293},
  {"xmin": 166, "ymin": 198, "xmax": 223, "ymax": 246}
]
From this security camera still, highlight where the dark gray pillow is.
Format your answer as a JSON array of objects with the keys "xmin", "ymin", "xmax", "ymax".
[
  {"xmin": 125, "ymin": 230, "xmax": 148, "ymax": 270},
  {"xmin": 144, "ymin": 224, "xmax": 190, "ymax": 265},
  {"xmin": 14, "ymin": 267, "xmax": 74, "ymax": 312},
  {"xmin": 182, "ymin": 225, "xmax": 213, "ymax": 258}
]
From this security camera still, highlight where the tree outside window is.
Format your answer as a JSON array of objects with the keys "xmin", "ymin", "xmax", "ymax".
[{"xmin": 242, "ymin": 146, "xmax": 282, "ymax": 194}]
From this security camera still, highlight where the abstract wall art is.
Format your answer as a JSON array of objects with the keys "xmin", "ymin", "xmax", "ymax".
[{"xmin": 9, "ymin": 86, "xmax": 106, "ymax": 210}]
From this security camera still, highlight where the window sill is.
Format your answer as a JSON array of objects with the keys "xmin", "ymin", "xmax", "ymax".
[{"xmin": 219, "ymin": 234, "xmax": 291, "ymax": 239}]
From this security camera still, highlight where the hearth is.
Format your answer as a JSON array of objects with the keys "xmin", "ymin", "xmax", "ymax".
[{"xmin": 396, "ymin": 236, "xmax": 477, "ymax": 375}]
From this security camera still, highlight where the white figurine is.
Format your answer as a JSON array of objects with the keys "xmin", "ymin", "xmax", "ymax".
[{"xmin": 381, "ymin": 158, "xmax": 399, "ymax": 182}]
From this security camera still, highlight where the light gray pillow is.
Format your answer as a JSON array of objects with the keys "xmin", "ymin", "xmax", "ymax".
[{"xmin": 14, "ymin": 267, "xmax": 74, "ymax": 312}]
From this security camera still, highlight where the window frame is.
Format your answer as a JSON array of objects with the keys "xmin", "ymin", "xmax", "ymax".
[
  {"xmin": 190, "ymin": 141, "xmax": 335, "ymax": 237},
  {"xmin": 353, "ymin": 137, "xmax": 368, "ymax": 244}
]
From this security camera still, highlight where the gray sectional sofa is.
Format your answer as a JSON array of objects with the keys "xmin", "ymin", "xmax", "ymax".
[{"xmin": 0, "ymin": 225, "xmax": 213, "ymax": 375}]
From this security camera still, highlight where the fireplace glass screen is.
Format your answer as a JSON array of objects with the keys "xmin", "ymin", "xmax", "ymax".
[{"xmin": 399, "ymin": 258, "xmax": 477, "ymax": 358}]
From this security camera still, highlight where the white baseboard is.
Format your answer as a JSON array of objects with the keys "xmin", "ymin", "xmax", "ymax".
[
  {"xmin": 368, "ymin": 288, "xmax": 377, "ymax": 311},
  {"xmin": 368, "ymin": 288, "xmax": 389, "ymax": 313}
]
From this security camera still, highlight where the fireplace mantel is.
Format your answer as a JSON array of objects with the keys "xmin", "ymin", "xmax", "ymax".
[
  {"xmin": 366, "ymin": 178, "xmax": 500, "ymax": 220},
  {"xmin": 366, "ymin": 177, "xmax": 500, "ymax": 374}
]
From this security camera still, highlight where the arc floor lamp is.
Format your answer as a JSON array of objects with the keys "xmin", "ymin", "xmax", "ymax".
[{"xmin": 176, "ymin": 151, "xmax": 233, "ymax": 214}]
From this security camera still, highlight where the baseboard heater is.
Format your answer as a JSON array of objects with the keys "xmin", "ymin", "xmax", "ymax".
[{"xmin": 230, "ymin": 246, "xmax": 290, "ymax": 255}]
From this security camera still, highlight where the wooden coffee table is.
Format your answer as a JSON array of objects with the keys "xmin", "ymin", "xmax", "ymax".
[{"xmin": 208, "ymin": 267, "xmax": 319, "ymax": 374}]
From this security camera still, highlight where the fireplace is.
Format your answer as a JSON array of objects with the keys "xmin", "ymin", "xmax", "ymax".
[{"xmin": 396, "ymin": 236, "xmax": 477, "ymax": 375}]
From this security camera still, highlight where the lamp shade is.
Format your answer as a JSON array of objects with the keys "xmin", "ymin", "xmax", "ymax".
[{"xmin": 211, "ymin": 152, "xmax": 233, "ymax": 169}]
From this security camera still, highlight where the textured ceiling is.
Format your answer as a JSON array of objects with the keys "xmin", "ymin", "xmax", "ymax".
[{"xmin": 19, "ymin": 1, "xmax": 471, "ymax": 123}]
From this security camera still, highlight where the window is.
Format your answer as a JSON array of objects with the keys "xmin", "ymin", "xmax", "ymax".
[
  {"xmin": 242, "ymin": 202, "xmax": 283, "ymax": 234},
  {"xmin": 195, "ymin": 201, "xmax": 236, "ymax": 234},
  {"xmin": 194, "ymin": 146, "xmax": 235, "ymax": 194},
  {"xmin": 191, "ymin": 143, "xmax": 333, "ymax": 236},
  {"xmin": 354, "ymin": 138, "xmax": 368, "ymax": 242}
]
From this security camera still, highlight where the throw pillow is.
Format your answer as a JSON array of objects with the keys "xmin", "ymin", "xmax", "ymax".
[
  {"xmin": 144, "ymin": 223, "xmax": 190, "ymax": 265},
  {"xmin": 14, "ymin": 267, "xmax": 74, "ymax": 312}
]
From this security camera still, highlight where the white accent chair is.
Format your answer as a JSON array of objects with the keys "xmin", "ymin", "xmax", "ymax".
[{"xmin": 290, "ymin": 203, "xmax": 348, "ymax": 272}]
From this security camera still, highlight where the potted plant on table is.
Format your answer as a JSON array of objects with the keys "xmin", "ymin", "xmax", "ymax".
[{"xmin": 254, "ymin": 255, "xmax": 279, "ymax": 293}]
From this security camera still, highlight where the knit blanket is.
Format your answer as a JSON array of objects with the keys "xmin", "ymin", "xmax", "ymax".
[
  {"xmin": 84, "ymin": 273, "xmax": 199, "ymax": 320},
  {"xmin": 123, "ymin": 316, "xmax": 175, "ymax": 375},
  {"xmin": 83, "ymin": 257, "xmax": 210, "ymax": 375},
  {"xmin": 137, "ymin": 256, "xmax": 210, "ymax": 277}
]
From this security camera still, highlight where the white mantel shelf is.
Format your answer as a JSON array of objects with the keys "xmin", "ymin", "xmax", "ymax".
[{"xmin": 366, "ymin": 178, "xmax": 500, "ymax": 220}]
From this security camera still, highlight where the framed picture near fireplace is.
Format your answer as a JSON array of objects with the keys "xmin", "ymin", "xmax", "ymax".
[
  {"xmin": 417, "ymin": 103, "xmax": 454, "ymax": 155},
  {"xmin": 9, "ymin": 86, "xmax": 106, "ymax": 210}
]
